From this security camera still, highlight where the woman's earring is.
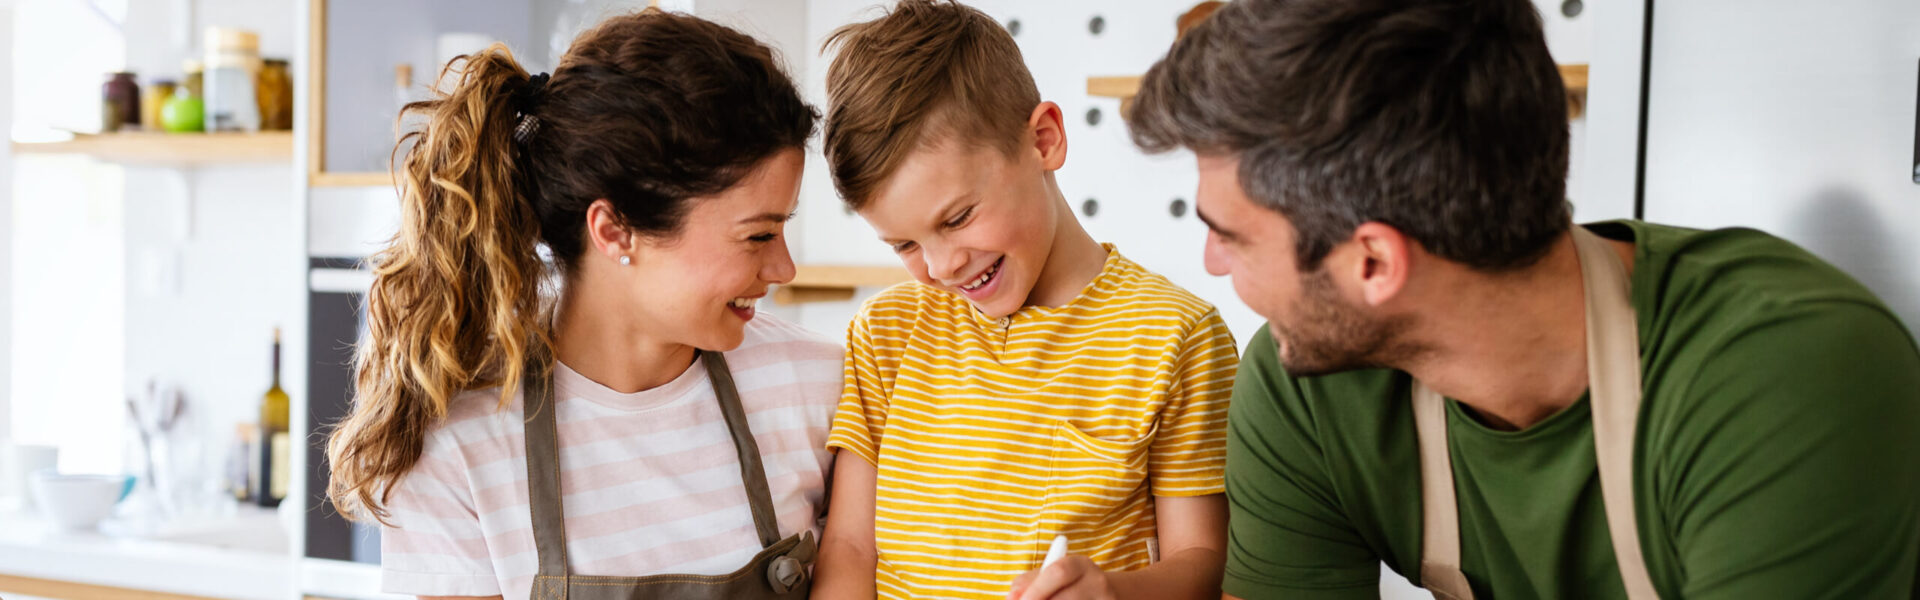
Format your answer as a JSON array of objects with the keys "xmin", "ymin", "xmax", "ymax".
[{"xmin": 619, "ymin": 255, "xmax": 632, "ymax": 266}]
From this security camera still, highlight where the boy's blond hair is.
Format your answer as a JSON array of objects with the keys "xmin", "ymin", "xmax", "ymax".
[{"xmin": 822, "ymin": 0, "xmax": 1041, "ymax": 209}]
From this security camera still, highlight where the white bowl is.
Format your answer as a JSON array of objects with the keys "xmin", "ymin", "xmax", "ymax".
[{"xmin": 29, "ymin": 472, "xmax": 128, "ymax": 531}]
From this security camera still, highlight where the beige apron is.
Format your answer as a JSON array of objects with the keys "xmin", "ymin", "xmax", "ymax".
[
  {"xmin": 1414, "ymin": 228, "xmax": 1660, "ymax": 600},
  {"xmin": 523, "ymin": 350, "xmax": 816, "ymax": 600}
]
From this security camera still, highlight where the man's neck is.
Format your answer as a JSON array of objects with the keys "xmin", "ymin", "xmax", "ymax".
[
  {"xmin": 1393, "ymin": 231, "xmax": 1620, "ymax": 431},
  {"xmin": 552, "ymin": 275, "xmax": 697, "ymax": 395}
]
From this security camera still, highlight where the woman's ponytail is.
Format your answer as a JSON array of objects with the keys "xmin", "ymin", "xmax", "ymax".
[{"xmin": 326, "ymin": 44, "xmax": 553, "ymax": 523}]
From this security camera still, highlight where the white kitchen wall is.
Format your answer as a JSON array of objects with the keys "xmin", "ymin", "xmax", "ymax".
[
  {"xmin": 118, "ymin": 0, "xmax": 303, "ymax": 480},
  {"xmin": 8, "ymin": 0, "xmax": 130, "ymax": 474},
  {"xmin": 0, "ymin": 0, "xmax": 14, "ymax": 463},
  {"xmin": 1641, "ymin": 0, "xmax": 1920, "ymax": 327}
]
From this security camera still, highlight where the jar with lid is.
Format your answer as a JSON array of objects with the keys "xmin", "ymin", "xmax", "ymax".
[
  {"xmin": 256, "ymin": 59, "xmax": 292, "ymax": 131},
  {"xmin": 203, "ymin": 27, "xmax": 261, "ymax": 132},
  {"xmin": 142, "ymin": 80, "xmax": 176, "ymax": 133},
  {"xmin": 102, "ymin": 72, "xmax": 140, "ymax": 132},
  {"xmin": 182, "ymin": 59, "xmax": 204, "ymax": 99}
]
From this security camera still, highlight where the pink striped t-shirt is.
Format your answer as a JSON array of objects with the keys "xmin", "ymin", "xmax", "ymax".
[{"xmin": 378, "ymin": 315, "xmax": 843, "ymax": 599}]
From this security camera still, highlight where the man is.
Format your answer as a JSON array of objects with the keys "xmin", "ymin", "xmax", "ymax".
[{"xmin": 1126, "ymin": 0, "xmax": 1920, "ymax": 597}]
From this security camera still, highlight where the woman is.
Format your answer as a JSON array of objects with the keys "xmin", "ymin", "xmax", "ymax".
[{"xmin": 325, "ymin": 10, "xmax": 837, "ymax": 600}]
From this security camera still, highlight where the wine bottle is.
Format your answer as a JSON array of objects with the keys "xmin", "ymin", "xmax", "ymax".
[{"xmin": 257, "ymin": 327, "xmax": 291, "ymax": 507}]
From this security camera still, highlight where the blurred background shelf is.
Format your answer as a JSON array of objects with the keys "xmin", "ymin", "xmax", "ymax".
[
  {"xmin": 309, "ymin": 171, "xmax": 394, "ymax": 188},
  {"xmin": 776, "ymin": 264, "xmax": 912, "ymax": 304},
  {"xmin": 11, "ymin": 131, "xmax": 294, "ymax": 166},
  {"xmin": 1089, "ymin": 63, "xmax": 1592, "ymax": 118}
]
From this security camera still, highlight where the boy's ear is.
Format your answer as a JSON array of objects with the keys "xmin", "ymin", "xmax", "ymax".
[{"xmin": 1028, "ymin": 101, "xmax": 1067, "ymax": 171}]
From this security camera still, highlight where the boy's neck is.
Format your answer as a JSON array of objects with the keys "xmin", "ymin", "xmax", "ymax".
[{"xmin": 1022, "ymin": 188, "xmax": 1108, "ymax": 309}]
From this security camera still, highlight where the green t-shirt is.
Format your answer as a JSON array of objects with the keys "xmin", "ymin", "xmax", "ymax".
[{"xmin": 1224, "ymin": 221, "xmax": 1920, "ymax": 599}]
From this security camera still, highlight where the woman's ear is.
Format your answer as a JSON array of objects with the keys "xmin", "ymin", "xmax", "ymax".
[{"xmin": 584, "ymin": 199, "xmax": 635, "ymax": 265}]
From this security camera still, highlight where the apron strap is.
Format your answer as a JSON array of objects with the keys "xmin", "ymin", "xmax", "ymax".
[
  {"xmin": 1412, "ymin": 384, "xmax": 1475, "ymax": 600},
  {"xmin": 1571, "ymin": 227, "xmax": 1660, "ymax": 600},
  {"xmin": 1411, "ymin": 227, "xmax": 1658, "ymax": 600},
  {"xmin": 520, "ymin": 350, "xmax": 785, "ymax": 598},
  {"xmin": 522, "ymin": 358, "xmax": 572, "ymax": 579},
  {"xmin": 700, "ymin": 350, "xmax": 785, "ymax": 548}
]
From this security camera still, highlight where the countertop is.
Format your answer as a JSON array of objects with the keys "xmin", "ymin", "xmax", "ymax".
[{"xmin": 0, "ymin": 499, "xmax": 292, "ymax": 600}]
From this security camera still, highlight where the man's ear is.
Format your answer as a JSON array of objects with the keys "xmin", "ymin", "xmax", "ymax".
[
  {"xmin": 1349, "ymin": 222, "xmax": 1414, "ymax": 307},
  {"xmin": 1028, "ymin": 101, "xmax": 1067, "ymax": 171}
]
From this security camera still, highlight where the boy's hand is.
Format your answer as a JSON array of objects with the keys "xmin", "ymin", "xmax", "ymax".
[{"xmin": 1006, "ymin": 554, "xmax": 1117, "ymax": 600}]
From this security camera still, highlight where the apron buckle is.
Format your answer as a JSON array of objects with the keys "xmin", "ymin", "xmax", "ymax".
[{"xmin": 766, "ymin": 555, "xmax": 804, "ymax": 594}]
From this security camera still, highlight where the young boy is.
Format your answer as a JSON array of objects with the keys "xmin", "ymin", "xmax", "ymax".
[{"xmin": 810, "ymin": 2, "xmax": 1239, "ymax": 599}]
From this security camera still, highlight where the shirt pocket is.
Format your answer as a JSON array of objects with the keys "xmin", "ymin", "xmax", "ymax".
[{"xmin": 1040, "ymin": 420, "xmax": 1155, "ymax": 546}]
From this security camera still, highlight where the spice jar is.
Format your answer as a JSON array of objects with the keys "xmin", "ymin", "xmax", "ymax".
[
  {"xmin": 182, "ymin": 60, "xmax": 204, "ymax": 99},
  {"xmin": 257, "ymin": 59, "xmax": 292, "ymax": 131},
  {"xmin": 142, "ymin": 80, "xmax": 176, "ymax": 133},
  {"xmin": 102, "ymin": 72, "xmax": 140, "ymax": 132},
  {"xmin": 203, "ymin": 28, "xmax": 261, "ymax": 132}
]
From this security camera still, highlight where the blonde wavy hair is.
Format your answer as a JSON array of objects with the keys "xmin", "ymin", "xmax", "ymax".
[{"xmin": 325, "ymin": 43, "xmax": 554, "ymax": 524}]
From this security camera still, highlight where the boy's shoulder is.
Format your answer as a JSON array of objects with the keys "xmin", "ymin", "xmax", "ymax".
[
  {"xmin": 1096, "ymin": 248, "xmax": 1221, "ymax": 326},
  {"xmin": 856, "ymin": 280, "xmax": 967, "ymax": 324}
]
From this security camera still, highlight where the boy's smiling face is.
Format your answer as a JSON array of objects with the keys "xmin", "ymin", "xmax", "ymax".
[{"xmin": 858, "ymin": 118, "xmax": 1063, "ymax": 319}]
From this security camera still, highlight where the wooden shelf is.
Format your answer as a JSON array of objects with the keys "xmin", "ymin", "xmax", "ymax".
[
  {"xmin": 1087, "ymin": 75, "xmax": 1143, "ymax": 99},
  {"xmin": 1559, "ymin": 63, "xmax": 1589, "ymax": 118},
  {"xmin": 11, "ymin": 131, "xmax": 294, "ymax": 166},
  {"xmin": 774, "ymin": 264, "xmax": 912, "ymax": 305},
  {"xmin": 1089, "ymin": 63, "xmax": 1592, "ymax": 119},
  {"xmin": 309, "ymin": 171, "xmax": 397, "ymax": 188}
]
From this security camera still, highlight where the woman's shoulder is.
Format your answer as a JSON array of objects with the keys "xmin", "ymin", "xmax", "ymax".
[
  {"xmin": 738, "ymin": 313, "xmax": 843, "ymax": 363},
  {"xmin": 422, "ymin": 385, "xmax": 524, "ymax": 448}
]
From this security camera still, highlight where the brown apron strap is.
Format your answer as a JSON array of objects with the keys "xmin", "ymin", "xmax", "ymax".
[
  {"xmin": 1571, "ymin": 227, "xmax": 1660, "ymax": 600},
  {"xmin": 1411, "ymin": 227, "xmax": 1657, "ymax": 600},
  {"xmin": 1412, "ymin": 383, "xmax": 1475, "ymax": 600},
  {"xmin": 521, "ymin": 351, "xmax": 799, "ymax": 598},
  {"xmin": 522, "ymin": 359, "xmax": 572, "ymax": 580},
  {"xmin": 700, "ymin": 350, "xmax": 785, "ymax": 548}
]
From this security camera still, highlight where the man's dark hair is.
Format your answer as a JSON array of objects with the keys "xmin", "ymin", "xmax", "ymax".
[{"xmin": 1129, "ymin": 0, "xmax": 1571, "ymax": 271}]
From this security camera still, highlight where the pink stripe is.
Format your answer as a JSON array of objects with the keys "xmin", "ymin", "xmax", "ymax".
[
  {"xmin": 725, "ymin": 340, "xmax": 841, "ymax": 372},
  {"xmin": 475, "ymin": 471, "xmax": 808, "ymax": 561},
  {"xmin": 467, "ymin": 427, "xmax": 823, "ymax": 514},
  {"xmin": 441, "ymin": 385, "xmax": 828, "ymax": 470},
  {"xmin": 570, "ymin": 501, "xmax": 820, "ymax": 575},
  {"xmin": 382, "ymin": 524, "xmax": 493, "ymax": 560},
  {"xmin": 387, "ymin": 483, "xmax": 480, "ymax": 521}
]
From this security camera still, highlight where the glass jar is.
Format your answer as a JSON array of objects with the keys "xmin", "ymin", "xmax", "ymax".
[
  {"xmin": 142, "ymin": 80, "xmax": 176, "ymax": 133},
  {"xmin": 182, "ymin": 59, "xmax": 204, "ymax": 99},
  {"xmin": 256, "ymin": 59, "xmax": 293, "ymax": 131},
  {"xmin": 203, "ymin": 28, "xmax": 261, "ymax": 132},
  {"xmin": 102, "ymin": 72, "xmax": 140, "ymax": 132}
]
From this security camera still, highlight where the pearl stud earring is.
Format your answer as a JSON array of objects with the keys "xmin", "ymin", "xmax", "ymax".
[{"xmin": 619, "ymin": 255, "xmax": 631, "ymax": 266}]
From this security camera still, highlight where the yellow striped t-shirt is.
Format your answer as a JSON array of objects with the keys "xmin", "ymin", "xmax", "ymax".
[{"xmin": 827, "ymin": 245, "xmax": 1239, "ymax": 600}]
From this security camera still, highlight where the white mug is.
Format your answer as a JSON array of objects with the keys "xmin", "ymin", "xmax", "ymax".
[{"xmin": 10, "ymin": 444, "xmax": 60, "ymax": 511}]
